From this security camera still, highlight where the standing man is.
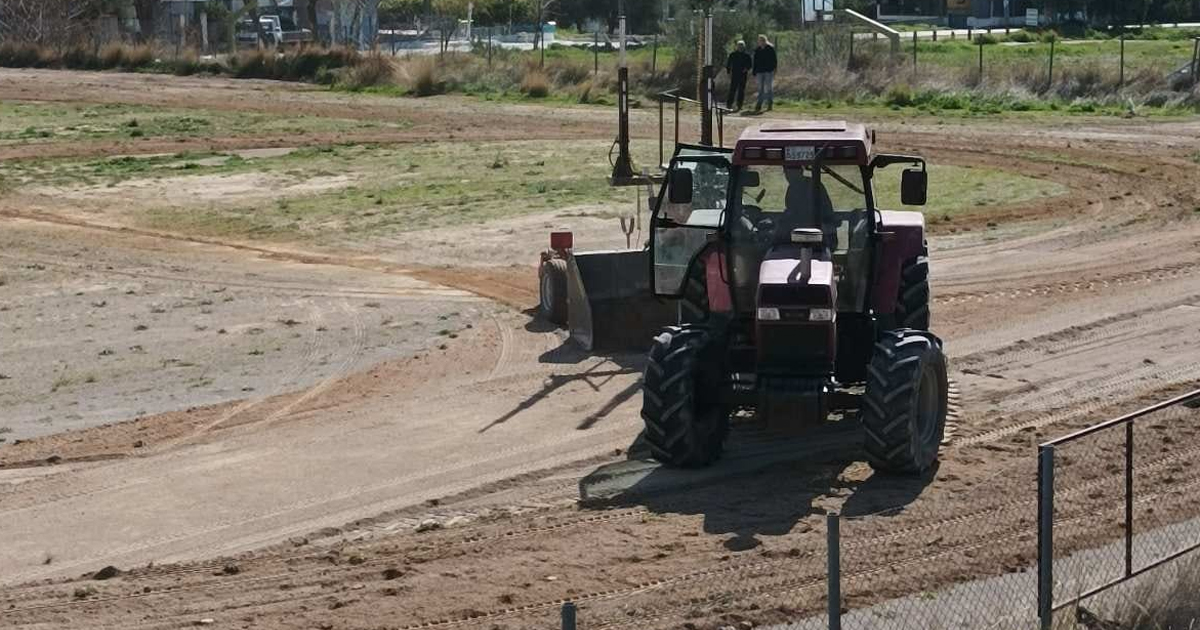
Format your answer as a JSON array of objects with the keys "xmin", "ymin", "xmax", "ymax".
[
  {"xmin": 752, "ymin": 34, "xmax": 777, "ymax": 113},
  {"xmin": 724, "ymin": 40, "xmax": 752, "ymax": 111}
]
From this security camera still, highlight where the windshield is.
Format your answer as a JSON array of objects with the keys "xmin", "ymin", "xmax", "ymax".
[{"xmin": 736, "ymin": 163, "xmax": 868, "ymax": 253}]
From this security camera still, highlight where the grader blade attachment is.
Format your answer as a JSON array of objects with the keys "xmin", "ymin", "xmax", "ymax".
[{"xmin": 567, "ymin": 250, "xmax": 677, "ymax": 352}]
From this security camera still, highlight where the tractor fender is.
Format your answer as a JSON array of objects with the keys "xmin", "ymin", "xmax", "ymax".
[{"xmin": 872, "ymin": 210, "xmax": 926, "ymax": 316}]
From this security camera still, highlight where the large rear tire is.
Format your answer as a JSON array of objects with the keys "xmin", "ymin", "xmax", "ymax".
[
  {"xmin": 862, "ymin": 329, "xmax": 948, "ymax": 474},
  {"xmin": 641, "ymin": 325, "xmax": 728, "ymax": 468},
  {"xmin": 539, "ymin": 258, "xmax": 568, "ymax": 326},
  {"xmin": 895, "ymin": 247, "xmax": 930, "ymax": 330}
]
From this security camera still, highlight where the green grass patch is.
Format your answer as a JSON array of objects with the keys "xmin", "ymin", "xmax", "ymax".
[
  {"xmin": 874, "ymin": 163, "xmax": 1068, "ymax": 218},
  {"xmin": 111, "ymin": 141, "xmax": 650, "ymax": 242},
  {"xmin": 0, "ymin": 101, "xmax": 408, "ymax": 147}
]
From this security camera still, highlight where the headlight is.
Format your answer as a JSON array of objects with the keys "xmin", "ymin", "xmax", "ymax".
[
  {"xmin": 809, "ymin": 308, "xmax": 834, "ymax": 322},
  {"xmin": 757, "ymin": 307, "xmax": 780, "ymax": 321}
]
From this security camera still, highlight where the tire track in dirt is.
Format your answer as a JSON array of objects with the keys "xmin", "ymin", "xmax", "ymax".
[
  {"xmin": 937, "ymin": 262, "xmax": 1199, "ymax": 305},
  {"xmin": 4, "ymin": 410, "xmax": 1197, "ymax": 630}
]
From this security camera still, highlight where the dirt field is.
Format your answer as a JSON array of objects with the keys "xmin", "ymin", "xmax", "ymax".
[{"xmin": 1, "ymin": 68, "xmax": 1199, "ymax": 630}]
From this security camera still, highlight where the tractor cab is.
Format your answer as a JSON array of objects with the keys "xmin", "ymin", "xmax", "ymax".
[
  {"xmin": 641, "ymin": 122, "xmax": 948, "ymax": 475},
  {"xmin": 652, "ymin": 122, "xmax": 931, "ymax": 327}
]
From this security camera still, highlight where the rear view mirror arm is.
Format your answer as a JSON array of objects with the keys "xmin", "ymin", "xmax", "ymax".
[{"xmin": 871, "ymin": 154, "xmax": 926, "ymax": 171}]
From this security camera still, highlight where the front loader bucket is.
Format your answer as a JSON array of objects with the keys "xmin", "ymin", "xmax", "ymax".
[{"xmin": 567, "ymin": 250, "xmax": 678, "ymax": 352}]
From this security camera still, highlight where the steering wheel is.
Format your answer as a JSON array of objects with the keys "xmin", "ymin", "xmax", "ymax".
[{"xmin": 753, "ymin": 216, "xmax": 777, "ymax": 245}]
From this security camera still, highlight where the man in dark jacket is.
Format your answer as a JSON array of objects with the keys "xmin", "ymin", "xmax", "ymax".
[
  {"xmin": 752, "ymin": 34, "xmax": 777, "ymax": 112},
  {"xmin": 724, "ymin": 40, "xmax": 752, "ymax": 111}
]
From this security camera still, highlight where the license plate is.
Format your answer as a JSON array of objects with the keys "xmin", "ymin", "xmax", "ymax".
[{"xmin": 785, "ymin": 145, "xmax": 816, "ymax": 161}]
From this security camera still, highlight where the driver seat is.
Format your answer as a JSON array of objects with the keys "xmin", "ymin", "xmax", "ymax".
[{"xmin": 782, "ymin": 176, "xmax": 836, "ymax": 256}]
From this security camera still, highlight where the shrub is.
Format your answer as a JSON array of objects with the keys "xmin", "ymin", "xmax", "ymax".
[
  {"xmin": 282, "ymin": 45, "xmax": 358, "ymax": 81},
  {"xmin": 1007, "ymin": 29, "xmax": 1035, "ymax": 43},
  {"xmin": 975, "ymin": 33, "xmax": 1000, "ymax": 45},
  {"xmin": 520, "ymin": 70, "xmax": 550, "ymax": 97},
  {"xmin": 575, "ymin": 79, "xmax": 594, "ymax": 104},
  {"xmin": 0, "ymin": 41, "xmax": 44, "ymax": 67},
  {"xmin": 338, "ymin": 52, "xmax": 394, "ymax": 89},
  {"xmin": 548, "ymin": 60, "xmax": 590, "ymax": 87},
  {"xmin": 98, "ymin": 43, "xmax": 125, "ymax": 69},
  {"xmin": 1039, "ymin": 30, "xmax": 1059, "ymax": 43},
  {"xmin": 230, "ymin": 48, "xmax": 275, "ymax": 78},
  {"xmin": 173, "ymin": 50, "xmax": 200, "ymax": 76},
  {"xmin": 883, "ymin": 83, "xmax": 914, "ymax": 107},
  {"xmin": 62, "ymin": 45, "xmax": 99, "ymax": 70},
  {"xmin": 409, "ymin": 58, "xmax": 444, "ymax": 97},
  {"xmin": 122, "ymin": 44, "xmax": 155, "ymax": 68}
]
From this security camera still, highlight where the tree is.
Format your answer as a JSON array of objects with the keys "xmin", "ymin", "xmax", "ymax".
[{"xmin": 0, "ymin": 0, "xmax": 103, "ymax": 44}]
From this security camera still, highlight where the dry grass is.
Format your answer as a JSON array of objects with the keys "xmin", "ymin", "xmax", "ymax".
[
  {"xmin": 520, "ymin": 70, "xmax": 550, "ymax": 97},
  {"xmin": 404, "ymin": 57, "xmax": 444, "ymax": 96},
  {"xmin": 1107, "ymin": 557, "xmax": 1200, "ymax": 629},
  {"xmin": 339, "ymin": 52, "xmax": 396, "ymax": 89}
]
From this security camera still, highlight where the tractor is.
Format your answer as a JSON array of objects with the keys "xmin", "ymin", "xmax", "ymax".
[{"xmin": 640, "ymin": 121, "xmax": 948, "ymax": 474}]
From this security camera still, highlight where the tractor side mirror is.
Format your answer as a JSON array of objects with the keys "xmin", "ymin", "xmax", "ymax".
[
  {"xmin": 901, "ymin": 169, "xmax": 927, "ymax": 206},
  {"xmin": 739, "ymin": 170, "xmax": 760, "ymax": 188},
  {"xmin": 668, "ymin": 169, "xmax": 694, "ymax": 205}
]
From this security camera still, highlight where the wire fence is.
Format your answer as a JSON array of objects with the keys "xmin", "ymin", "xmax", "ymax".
[
  {"xmin": 1038, "ymin": 389, "xmax": 1200, "ymax": 628},
  {"xmin": 547, "ymin": 389, "xmax": 1200, "ymax": 630},
  {"xmin": 754, "ymin": 26, "xmax": 1200, "ymax": 107}
]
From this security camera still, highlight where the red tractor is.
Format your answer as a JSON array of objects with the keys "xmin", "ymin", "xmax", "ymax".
[{"xmin": 640, "ymin": 122, "xmax": 948, "ymax": 474}]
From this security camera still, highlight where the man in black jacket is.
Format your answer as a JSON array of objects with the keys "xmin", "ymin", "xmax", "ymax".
[
  {"xmin": 724, "ymin": 40, "xmax": 752, "ymax": 111},
  {"xmin": 752, "ymin": 34, "xmax": 777, "ymax": 112}
]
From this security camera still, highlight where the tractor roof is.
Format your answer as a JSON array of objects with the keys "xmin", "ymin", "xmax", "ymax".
[{"xmin": 733, "ymin": 121, "xmax": 874, "ymax": 166}]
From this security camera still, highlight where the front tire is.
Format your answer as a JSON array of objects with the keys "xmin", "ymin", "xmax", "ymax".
[
  {"xmin": 862, "ymin": 329, "xmax": 948, "ymax": 474},
  {"xmin": 539, "ymin": 258, "xmax": 568, "ymax": 326},
  {"xmin": 641, "ymin": 326, "xmax": 728, "ymax": 467}
]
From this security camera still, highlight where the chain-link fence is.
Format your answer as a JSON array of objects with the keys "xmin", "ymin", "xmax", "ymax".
[
  {"xmin": 546, "ymin": 389, "xmax": 1200, "ymax": 630},
  {"xmin": 1037, "ymin": 389, "xmax": 1200, "ymax": 629}
]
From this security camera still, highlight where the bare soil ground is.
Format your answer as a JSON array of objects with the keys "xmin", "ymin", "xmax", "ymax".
[{"xmin": 1, "ymin": 69, "xmax": 1199, "ymax": 630}]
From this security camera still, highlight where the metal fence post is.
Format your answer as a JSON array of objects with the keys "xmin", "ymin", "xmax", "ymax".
[
  {"xmin": 1192, "ymin": 38, "xmax": 1200, "ymax": 84},
  {"xmin": 978, "ymin": 40, "xmax": 984, "ymax": 83},
  {"xmin": 827, "ymin": 512, "xmax": 842, "ymax": 630},
  {"xmin": 561, "ymin": 601, "xmax": 577, "ymax": 630},
  {"xmin": 594, "ymin": 30, "xmax": 599, "ymax": 75},
  {"xmin": 652, "ymin": 32, "xmax": 659, "ymax": 74},
  {"xmin": 1119, "ymin": 33, "xmax": 1125, "ymax": 88},
  {"xmin": 1047, "ymin": 39, "xmax": 1056, "ymax": 91},
  {"xmin": 912, "ymin": 31, "xmax": 918, "ymax": 75},
  {"xmin": 1038, "ymin": 445, "xmax": 1056, "ymax": 630},
  {"xmin": 1125, "ymin": 422, "xmax": 1134, "ymax": 578}
]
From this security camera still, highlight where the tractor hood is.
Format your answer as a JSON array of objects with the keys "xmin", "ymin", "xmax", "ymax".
[
  {"xmin": 757, "ymin": 245, "xmax": 837, "ymax": 306},
  {"xmin": 755, "ymin": 246, "xmax": 836, "ymax": 377}
]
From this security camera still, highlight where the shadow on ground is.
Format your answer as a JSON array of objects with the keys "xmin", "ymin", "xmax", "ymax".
[
  {"xmin": 580, "ymin": 419, "xmax": 936, "ymax": 550},
  {"xmin": 477, "ymin": 319, "xmax": 647, "ymax": 434}
]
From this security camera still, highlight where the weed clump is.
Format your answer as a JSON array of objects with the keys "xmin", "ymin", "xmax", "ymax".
[{"xmin": 520, "ymin": 70, "xmax": 550, "ymax": 98}]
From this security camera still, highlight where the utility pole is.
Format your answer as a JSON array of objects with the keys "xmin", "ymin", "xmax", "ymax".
[{"xmin": 701, "ymin": 8, "xmax": 714, "ymax": 146}]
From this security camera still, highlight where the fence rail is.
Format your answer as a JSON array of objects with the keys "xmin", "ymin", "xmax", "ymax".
[
  {"xmin": 1037, "ymin": 388, "xmax": 1200, "ymax": 629},
  {"xmin": 545, "ymin": 388, "xmax": 1200, "ymax": 630}
]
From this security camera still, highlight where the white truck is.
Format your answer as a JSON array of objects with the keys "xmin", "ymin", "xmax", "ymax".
[{"xmin": 237, "ymin": 15, "xmax": 311, "ymax": 47}]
